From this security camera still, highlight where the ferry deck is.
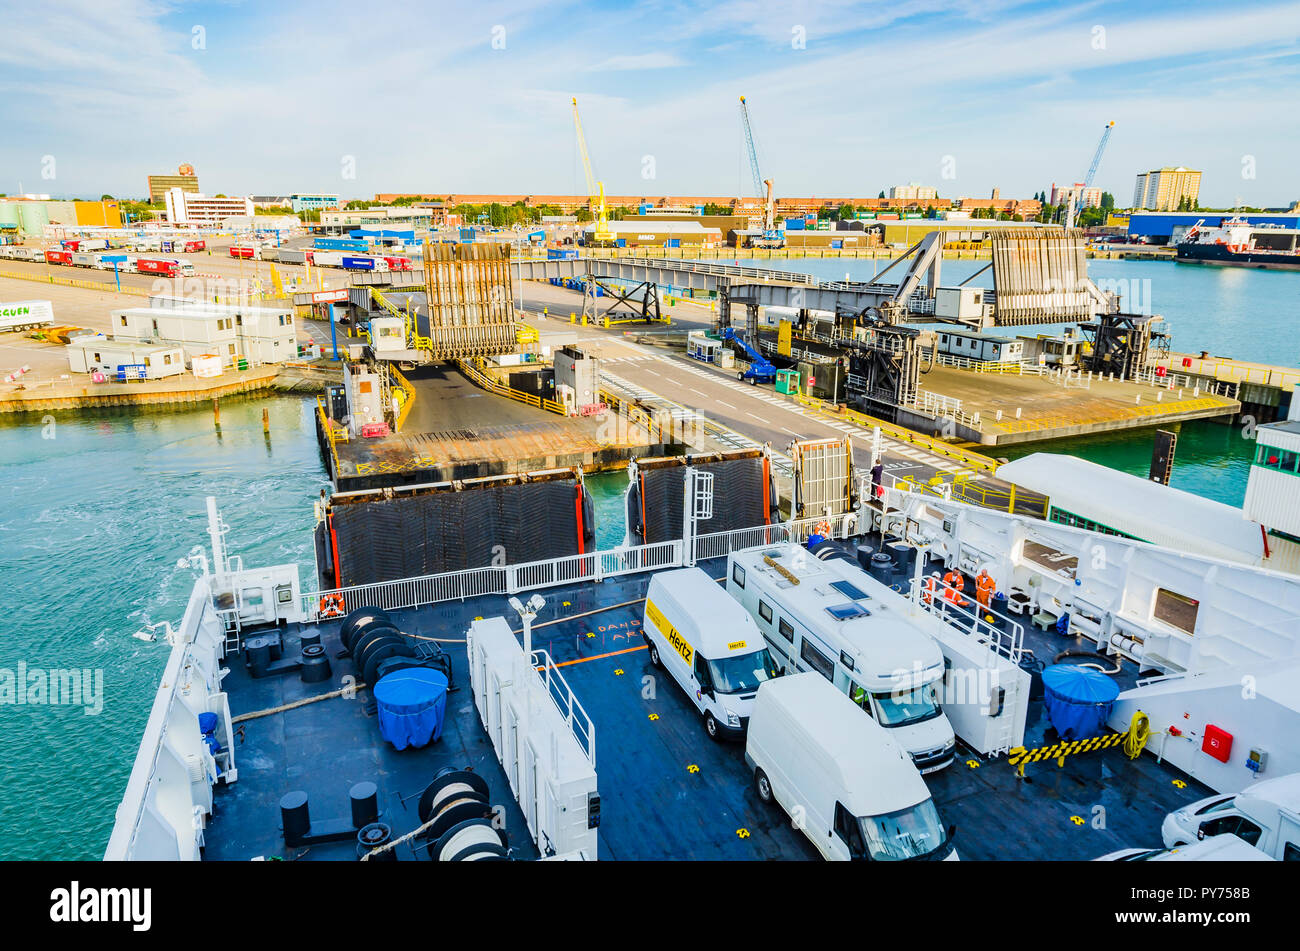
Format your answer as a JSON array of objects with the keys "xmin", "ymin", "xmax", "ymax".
[{"xmin": 202, "ymin": 541, "xmax": 1211, "ymax": 862}]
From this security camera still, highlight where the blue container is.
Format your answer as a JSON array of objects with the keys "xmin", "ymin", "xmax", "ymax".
[
  {"xmin": 341, "ymin": 256, "xmax": 375, "ymax": 270},
  {"xmin": 372, "ymin": 668, "xmax": 449, "ymax": 750},
  {"xmin": 785, "ymin": 218, "xmax": 805, "ymax": 231},
  {"xmin": 1041, "ymin": 664, "xmax": 1120, "ymax": 740}
]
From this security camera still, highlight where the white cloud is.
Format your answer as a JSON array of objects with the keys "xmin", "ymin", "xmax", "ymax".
[{"xmin": 586, "ymin": 52, "xmax": 684, "ymax": 71}]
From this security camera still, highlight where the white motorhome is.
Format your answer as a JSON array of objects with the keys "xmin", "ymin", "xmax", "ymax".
[
  {"xmin": 727, "ymin": 545, "xmax": 956, "ymax": 772},
  {"xmin": 1161, "ymin": 772, "xmax": 1300, "ymax": 860},
  {"xmin": 642, "ymin": 567, "xmax": 781, "ymax": 740},
  {"xmin": 746, "ymin": 673, "xmax": 958, "ymax": 861}
]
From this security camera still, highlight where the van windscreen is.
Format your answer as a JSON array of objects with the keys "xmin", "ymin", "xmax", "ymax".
[
  {"xmin": 708, "ymin": 648, "xmax": 780, "ymax": 694},
  {"xmin": 860, "ymin": 800, "xmax": 948, "ymax": 861}
]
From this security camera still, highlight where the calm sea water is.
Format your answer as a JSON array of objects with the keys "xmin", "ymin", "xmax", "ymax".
[{"xmin": 0, "ymin": 261, "xmax": 1290, "ymax": 858}]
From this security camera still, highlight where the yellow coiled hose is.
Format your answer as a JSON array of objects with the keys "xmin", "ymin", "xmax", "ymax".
[{"xmin": 1123, "ymin": 710, "xmax": 1151, "ymax": 760}]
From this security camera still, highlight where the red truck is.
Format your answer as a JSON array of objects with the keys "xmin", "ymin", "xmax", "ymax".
[
  {"xmin": 62, "ymin": 240, "xmax": 81, "ymax": 252},
  {"xmin": 44, "ymin": 249, "xmax": 73, "ymax": 265},
  {"xmin": 137, "ymin": 258, "xmax": 196, "ymax": 277},
  {"xmin": 383, "ymin": 256, "xmax": 412, "ymax": 271},
  {"xmin": 229, "ymin": 246, "xmax": 255, "ymax": 259},
  {"xmin": 184, "ymin": 240, "xmax": 206, "ymax": 252}
]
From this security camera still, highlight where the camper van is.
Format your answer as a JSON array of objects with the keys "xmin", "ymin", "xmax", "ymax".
[
  {"xmin": 746, "ymin": 673, "xmax": 958, "ymax": 861},
  {"xmin": 1095, "ymin": 834, "xmax": 1275, "ymax": 861},
  {"xmin": 726, "ymin": 545, "xmax": 956, "ymax": 773},
  {"xmin": 1161, "ymin": 772, "xmax": 1300, "ymax": 860},
  {"xmin": 642, "ymin": 567, "xmax": 782, "ymax": 740}
]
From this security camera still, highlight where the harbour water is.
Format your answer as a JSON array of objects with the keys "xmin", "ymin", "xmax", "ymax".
[{"xmin": 0, "ymin": 261, "xmax": 1292, "ymax": 858}]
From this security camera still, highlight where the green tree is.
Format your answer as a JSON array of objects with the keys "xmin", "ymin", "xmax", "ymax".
[
  {"xmin": 877, "ymin": 190, "xmax": 885, "ymax": 199},
  {"xmin": 1100, "ymin": 191, "xmax": 1115, "ymax": 210},
  {"xmin": 839, "ymin": 203, "xmax": 856, "ymax": 220}
]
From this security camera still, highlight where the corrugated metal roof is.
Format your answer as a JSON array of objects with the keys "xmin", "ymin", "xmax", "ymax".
[
  {"xmin": 997, "ymin": 453, "xmax": 1262, "ymax": 563},
  {"xmin": 582, "ymin": 221, "xmax": 722, "ymax": 235}
]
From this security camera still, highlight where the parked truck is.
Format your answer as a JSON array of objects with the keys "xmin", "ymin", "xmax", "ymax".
[
  {"xmin": 0, "ymin": 300, "xmax": 56, "ymax": 333},
  {"xmin": 44, "ymin": 249, "xmax": 73, "ymax": 265},
  {"xmin": 136, "ymin": 258, "xmax": 195, "ymax": 277}
]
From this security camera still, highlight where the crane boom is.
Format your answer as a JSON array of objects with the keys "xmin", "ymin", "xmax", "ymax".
[
  {"xmin": 1066, "ymin": 120, "xmax": 1115, "ymax": 229},
  {"xmin": 739, "ymin": 96, "xmax": 764, "ymax": 199},
  {"xmin": 1084, "ymin": 120, "xmax": 1115, "ymax": 187},
  {"xmin": 571, "ymin": 96, "xmax": 611, "ymax": 243}
]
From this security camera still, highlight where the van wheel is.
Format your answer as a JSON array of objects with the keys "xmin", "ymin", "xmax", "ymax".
[
  {"xmin": 754, "ymin": 768, "xmax": 773, "ymax": 803},
  {"xmin": 646, "ymin": 639, "xmax": 662, "ymax": 668},
  {"xmin": 704, "ymin": 712, "xmax": 721, "ymax": 741}
]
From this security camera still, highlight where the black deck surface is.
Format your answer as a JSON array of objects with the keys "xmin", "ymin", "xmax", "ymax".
[{"xmin": 205, "ymin": 545, "xmax": 1212, "ymax": 862}]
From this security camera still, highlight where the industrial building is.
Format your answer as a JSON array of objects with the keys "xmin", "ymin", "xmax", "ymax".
[
  {"xmin": 163, "ymin": 188, "xmax": 254, "ymax": 226},
  {"xmin": 319, "ymin": 206, "xmax": 435, "ymax": 232},
  {"xmin": 581, "ymin": 220, "xmax": 723, "ymax": 248},
  {"xmin": 1127, "ymin": 212, "xmax": 1300, "ymax": 244},
  {"xmin": 0, "ymin": 198, "xmax": 123, "ymax": 235},
  {"xmin": 147, "ymin": 164, "xmax": 200, "ymax": 203},
  {"xmin": 1132, "ymin": 167, "xmax": 1202, "ymax": 211}
]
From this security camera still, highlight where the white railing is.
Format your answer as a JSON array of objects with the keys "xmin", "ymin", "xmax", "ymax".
[
  {"xmin": 303, "ymin": 520, "xmax": 859, "ymax": 620},
  {"xmin": 533, "ymin": 649, "xmax": 596, "ymax": 766},
  {"xmin": 906, "ymin": 576, "xmax": 1026, "ymax": 665}
]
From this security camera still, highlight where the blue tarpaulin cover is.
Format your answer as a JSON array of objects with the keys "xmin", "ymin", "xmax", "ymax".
[
  {"xmin": 1041, "ymin": 664, "xmax": 1120, "ymax": 740},
  {"xmin": 373, "ymin": 668, "xmax": 449, "ymax": 750}
]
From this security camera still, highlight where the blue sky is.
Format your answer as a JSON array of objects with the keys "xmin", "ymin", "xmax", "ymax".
[{"xmin": 2, "ymin": 0, "xmax": 1298, "ymax": 205}]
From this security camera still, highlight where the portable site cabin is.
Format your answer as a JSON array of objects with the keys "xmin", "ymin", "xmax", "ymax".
[
  {"xmin": 687, "ymin": 331, "xmax": 724, "ymax": 364},
  {"xmin": 111, "ymin": 303, "xmax": 297, "ymax": 367},
  {"xmin": 934, "ymin": 330, "xmax": 1023, "ymax": 364},
  {"xmin": 66, "ymin": 337, "xmax": 186, "ymax": 379}
]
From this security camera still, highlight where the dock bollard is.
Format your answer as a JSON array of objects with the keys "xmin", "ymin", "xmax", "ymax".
[
  {"xmin": 213, "ymin": 398, "xmax": 220, "ymax": 425},
  {"xmin": 263, "ymin": 408, "xmax": 270, "ymax": 433}
]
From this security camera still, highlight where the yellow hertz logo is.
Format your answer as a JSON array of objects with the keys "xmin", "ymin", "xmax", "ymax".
[
  {"xmin": 646, "ymin": 600, "xmax": 692, "ymax": 664},
  {"xmin": 727, "ymin": 640, "xmax": 747, "ymax": 651}
]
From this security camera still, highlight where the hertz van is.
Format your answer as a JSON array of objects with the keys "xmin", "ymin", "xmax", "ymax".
[
  {"xmin": 643, "ymin": 567, "xmax": 782, "ymax": 740},
  {"xmin": 747, "ymin": 672, "xmax": 957, "ymax": 861}
]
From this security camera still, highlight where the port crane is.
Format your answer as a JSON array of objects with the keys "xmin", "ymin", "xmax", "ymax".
[
  {"xmin": 739, "ymin": 96, "xmax": 781, "ymax": 246},
  {"xmin": 1065, "ymin": 120, "xmax": 1115, "ymax": 229},
  {"xmin": 572, "ymin": 97, "xmax": 613, "ymax": 245}
]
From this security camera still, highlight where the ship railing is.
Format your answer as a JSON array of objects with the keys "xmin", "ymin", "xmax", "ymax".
[
  {"xmin": 104, "ymin": 579, "xmax": 216, "ymax": 861},
  {"xmin": 301, "ymin": 521, "xmax": 866, "ymax": 620},
  {"xmin": 906, "ymin": 576, "xmax": 1026, "ymax": 666},
  {"xmin": 532, "ymin": 649, "xmax": 596, "ymax": 766}
]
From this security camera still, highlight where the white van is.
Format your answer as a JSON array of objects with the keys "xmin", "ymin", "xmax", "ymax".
[
  {"xmin": 746, "ymin": 673, "xmax": 957, "ymax": 861},
  {"xmin": 727, "ymin": 546, "xmax": 956, "ymax": 773},
  {"xmin": 642, "ymin": 567, "xmax": 781, "ymax": 740},
  {"xmin": 1160, "ymin": 772, "xmax": 1300, "ymax": 860},
  {"xmin": 1095, "ymin": 834, "xmax": 1275, "ymax": 861}
]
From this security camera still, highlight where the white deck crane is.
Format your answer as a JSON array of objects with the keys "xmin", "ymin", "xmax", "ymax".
[
  {"xmin": 572, "ymin": 97, "xmax": 613, "ymax": 245},
  {"xmin": 1065, "ymin": 120, "xmax": 1115, "ymax": 229},
  {"xmin": 739, "ymin": 96, "xmax": 780, "ymax": 245}
]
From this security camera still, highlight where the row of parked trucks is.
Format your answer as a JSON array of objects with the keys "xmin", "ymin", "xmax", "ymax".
[
  {"xmin": 0, "ymin": 245, "xmax": 197, "ymax": 277},
  {"xmin": 227, "ymin": 246, "xmax": 413, "ymax": 271}
]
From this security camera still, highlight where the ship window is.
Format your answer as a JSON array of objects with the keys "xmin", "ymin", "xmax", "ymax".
[
  {"xmin": 758, "ymin": 600, "xmax": 773, "ymax": 623},
  {"xmin": 1153, "ymin": 588, "xmax": 1199, "ymax": 635},
  {"xmin": 731, "ymin": 563, "xmax": 746, "ymax": 588},
  {"xmin": 1257, "ymin": 445, "xmax": 1298, "ymax": 474}
]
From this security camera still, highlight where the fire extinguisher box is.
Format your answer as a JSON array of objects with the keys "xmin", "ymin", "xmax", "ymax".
[{"xmin": 1203, "ymin": 724, "xmax": 1233, "ymax": 763}]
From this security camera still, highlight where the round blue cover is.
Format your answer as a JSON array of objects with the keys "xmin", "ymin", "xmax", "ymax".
[
  {"xmin": 1041, "ymin": 664, "xmax": 1120, "ymax": 740},
  {"xmin": 372, "ymin": 668, "xmax": 449, "ymax": 751}
]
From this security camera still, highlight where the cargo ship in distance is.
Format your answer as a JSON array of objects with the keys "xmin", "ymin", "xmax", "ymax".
[{"xmin": 1176, "ymin": 217, "xmax": 1300, "ymax": 270}]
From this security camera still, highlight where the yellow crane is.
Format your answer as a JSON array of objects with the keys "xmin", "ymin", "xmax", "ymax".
[{"xmin": 572, "ymin": 97, "xmax": 613, "ymax": 244}]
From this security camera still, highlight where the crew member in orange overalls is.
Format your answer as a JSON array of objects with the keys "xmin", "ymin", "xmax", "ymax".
[
  {"xmin": 942, "ymin": 568, "xmax": 969, "ymax": 608},
  {"xmin": 923, "ymin": 572, "xmax": 939, "ymax": 606},
  {"xmin": 975, "ymin": 569, "xmax": 996, "ymax": 608}
]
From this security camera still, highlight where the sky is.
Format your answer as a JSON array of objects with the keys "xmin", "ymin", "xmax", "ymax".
[{"xmin": 1, "ymin": 0, "xmax": 1298, "ymax": 206}]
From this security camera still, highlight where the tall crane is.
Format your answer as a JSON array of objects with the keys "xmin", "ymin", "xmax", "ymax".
[
  {"xmin": 739, "ymin": 96, "xmax": 778, "ymax": 242},
  {"xmin": 572, "ymin": 97, "xmax": 612, "ymax": 244},
  {"xmin": 1066, "ymin": 120, "xmax": 1115, "ymax": 229}
]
